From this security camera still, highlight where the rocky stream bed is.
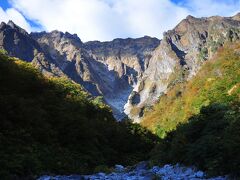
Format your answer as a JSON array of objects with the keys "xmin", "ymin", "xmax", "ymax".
[{"xmin": 38, "ymin": 162, "xmax": 228, "ymax": 180}]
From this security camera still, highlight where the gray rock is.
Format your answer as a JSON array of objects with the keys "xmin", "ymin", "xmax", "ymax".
[
  {"xmin": 38, "ymin": 163, "xmax": 227, "ymax": 180},
  {"xmin": 115, "ymin": 164, "xmax": 125, "ymax": 172},
  {"xmin": 134, "ymin": 161, "xmax": 148, "ymax": 171},
  {"xmin": 97, "ymin": 172, "xmax": 106, "ymax": 176},
  {"xmin": 195, "ymin": 171, "xmax": 205, "ymax": 178},
  {"xmin": 1, "ymin": 13, "xmax": 240, "ymax": 121}
]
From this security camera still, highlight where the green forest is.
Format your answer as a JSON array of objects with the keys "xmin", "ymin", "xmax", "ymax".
[{"xmin": 0, "ymin": 51, "xmax": 158, "ymax": 179}]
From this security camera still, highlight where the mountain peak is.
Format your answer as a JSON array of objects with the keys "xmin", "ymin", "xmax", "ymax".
[
  {"xmin": 64, "ymin": 31, "xmax": 82, "ymax": 43},
  {"xmin": 7, "ymin": 20, "xmax": 17, "ymax": 28},
  {"xmin": 3, "ymin": 20, "xmax": 29, "ymax": 35},
  {"xmin": 49, "ymin": 30, "xmax": 64, "ymax": 37},
  {"xmin": 1, "ymin": 14, "xmax": 240, "ymax": 122},
  {"xmin": 0, "ymin": 22, "xmax": 7, "ymax": 30},
  {"xmin": 232, "ymin": 12, "xmax": 240, "ymax": 21},
  {"xmin": 186, "ymin": 15, "xmax": 195, "ymax": 20}
]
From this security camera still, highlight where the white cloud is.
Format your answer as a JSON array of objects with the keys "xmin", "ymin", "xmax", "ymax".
[
  {"xmin": 182, "ymin": 0, "xmax": 240, "ymax": 17},
  {"xmin": 0, "ymin": 7, "xmax": 31, "ymax": 31},
  {"xmin": 7, "ymin": 0, "xmax": 190, "ymax": 41},
  {"xmin": 4, "ymin": 0, "xmax": 240, "ymax": 41}
]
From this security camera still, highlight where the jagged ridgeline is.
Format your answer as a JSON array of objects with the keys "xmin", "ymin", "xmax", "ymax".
[
  {"xmin": 0, "ymin": 51, "xmax": 158, "ymax": 179},
  {"xmin": 0, "ymin": 14, "xmax": 240, "ymax": 122},
  {"xmin": 144, "ymin": 43, "xmax": 240, "ymax": 176},
  {"xmin": 1, "ymin": 12, "xmax": 240, "ymax": 178}
]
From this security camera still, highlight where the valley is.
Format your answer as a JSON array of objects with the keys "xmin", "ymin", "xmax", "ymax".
[
  {"xmin": 0, "ymin": 12, "xmax": 240, "ymax": 179},
  {"xmin": 1, "ymin": 13, "xmax": 239, "ymax": 122}
]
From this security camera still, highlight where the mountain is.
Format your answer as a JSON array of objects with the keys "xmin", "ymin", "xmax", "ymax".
[
  {"xmin": 31, "ymin": 32, "xmax": 160, "ymax": 119},
  {"xmin": 0, "ymin": 51, "xmax": 157, "ymax": 179},
  {"xmin": 126, "ymin": 13, "xmax": 240, "ymax": 121},
  {"xmin": 0, "ymin": 13, "xmax": 240, "ymax": 121},
  {"xmin": 0, "ymin": 21, "xmax": 160, "ymax": 119},
  {"xmin": 142, "ymin": 41, "xmax": 240, "ymax": 135},
  {"xmin": 0, "ymin": 21, "xmax": 66, "ymax": 78},
  {"xmin": 1, "ymin": 13, "xmax": 240, "ymax": 179},
  {"xmin": 145, "ymin": 43, "xmax": 240, "ymax": 176}
]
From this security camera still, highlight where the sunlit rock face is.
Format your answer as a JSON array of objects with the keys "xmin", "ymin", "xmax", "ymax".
[
  {"xmin": 31, "ymin": 32, "xmax": 160, "ymax": 119},
  {"xmin": 0, "ymin": 13, "xmax": 239, "ymax": 121},
  {"xmin": 0, "ymin": 22, "xmax": 159, "ymax": 119},
  {"xmin": 125, "ymin": 13, "xmax": 240, "ymax": 122},
  {"xmin": 82, "ymin": 37, "xmax": 160, "ymax": 119}
]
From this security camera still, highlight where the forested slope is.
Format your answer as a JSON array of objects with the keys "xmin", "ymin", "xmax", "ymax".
[{"xmin": 0, "ymin": 50, "xmax": 157, "ymax": 179}]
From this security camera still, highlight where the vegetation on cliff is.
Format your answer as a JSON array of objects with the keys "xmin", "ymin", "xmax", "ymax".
[
  {"xmin": 142, "ymin": 43, "xmax": 240, "ymax": 137},
  {"xmin": 142, "ymin": 43, "xmax": 240, "ymax": 176}
]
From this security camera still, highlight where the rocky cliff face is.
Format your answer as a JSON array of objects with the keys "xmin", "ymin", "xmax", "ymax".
[
  {"xmin": 0, "ymin": 13, "xmax": 239, "ymax": 121},
  {"xmin": 0, "ymin": 22, "xmax": 159, "ymax": 119},
  {"xmin": 125, "ymin": 13, "xmax": 240, "ymax": 121},
  {"xmin": 0, "ymin": 21, "xmax": 67, "ymax": 77},
  {"xmin": 32, "ymin": 32, "xmax": 160, "ymax": 119},
  {"xmin": 83, "ymin": 37, "xmax": 160, "ymax": 118}
]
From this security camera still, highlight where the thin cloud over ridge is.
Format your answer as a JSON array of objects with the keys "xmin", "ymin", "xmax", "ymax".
[
  {"xmin": 1, "ymin": 0, "xmax": 240, "ymax": 41},
  {"xmin": 0, "ymin": 6, "xmax": 31, "ymax": 31}
]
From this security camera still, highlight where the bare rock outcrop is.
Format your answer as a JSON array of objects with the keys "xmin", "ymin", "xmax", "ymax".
[{"xmin": 0, "ymin": 13, "xmax": 239, "ymax": 121}]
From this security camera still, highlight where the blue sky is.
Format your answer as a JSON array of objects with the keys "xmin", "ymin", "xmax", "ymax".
[
  {"xmin": 0, "ymin": 0, "xmax": 10, "ymax": 10},
  {"xmin": 0, "ymin": 0, "xmax": 40, "ymax": 29},
  {"xmin": 0, "ymin": 0, "xmax": 240, "ymax": 41},
  {"xmin": 0, "ymin": 0, "xmax": 186, "ymax": 8}
]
